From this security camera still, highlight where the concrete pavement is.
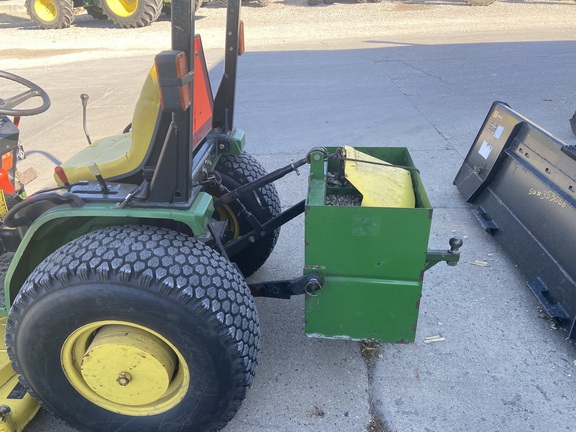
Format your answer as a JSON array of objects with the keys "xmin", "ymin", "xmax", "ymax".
[{"xmin": 0, "ymin": 0, "xmax": 29, "ymax": 22}]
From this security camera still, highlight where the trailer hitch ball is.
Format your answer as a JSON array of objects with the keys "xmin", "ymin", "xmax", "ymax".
[{"xmin": 448, "ymin": 236, "xmax": 463, "ymax": 266}]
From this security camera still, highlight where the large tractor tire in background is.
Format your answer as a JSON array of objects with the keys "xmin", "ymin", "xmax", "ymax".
[
  {"xmin": 208, "ymin": 152, "xmax": 281, "ymax": 277},
  {"xmin": 85, "ymin": 5, "xmax": 107, "ymax": 19},
  {"xmin": 100, "ymin": 0, "xmax": 163, "ymax": 28},
  {"xmin": 25, "ymin": 0, "xmax": 75, "ymax": 29},
  {"xmin": 162, "ymin": 0, "xmax": 202, "ymax": 20},
  {"xmin": 6, "ymin": 225, "xmax": 260, "ymax": 432}
]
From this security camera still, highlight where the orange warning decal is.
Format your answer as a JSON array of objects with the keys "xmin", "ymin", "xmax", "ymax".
[{"xmin": 192, "ymin": 36, "xmax": 214, "ymax": 149}]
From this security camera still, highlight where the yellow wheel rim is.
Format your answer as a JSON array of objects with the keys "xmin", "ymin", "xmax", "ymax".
[
  {"xmin": 61, "ymin": 321, "xmax": 190, "ymax": 416},
  {"xmin": 216, "ymin": 204, "xmax": 241, "ymax": 239},
  {"xmin": 105, "ymin": 0, "xmax": 137, "ymax": 17},
  {"xmin": 34, "ymin": 0, "xmax": 57, "ymax": 22}
]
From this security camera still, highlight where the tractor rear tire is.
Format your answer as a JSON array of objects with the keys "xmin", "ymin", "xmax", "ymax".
[
  {"xmin": 6, "ymin": 225, "xmax": 260, "ymax": 432},
  {"xmin": 85, "ymin": 5, "xmax": 107, "ymax": 19},
  {"xmin": 101, "ymin": 0, "xmax": 163, "ymax": 28},
  {"xmin": 25, "ymin": 0, "xmax": 74, "ymax": 29},
  {"xmin": 219, "ymin": 0, "xmax": 228, "ymax": 7},
  {"xmin": 211, "ymin": 152, "xmax": 281, "ymax": 277},
  {"xmin": 255, "ymin": 0, "xmax": 269, "ymax": 6}
]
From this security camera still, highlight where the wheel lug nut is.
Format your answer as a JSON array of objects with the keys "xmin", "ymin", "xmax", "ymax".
[{"xmin": 116, "ymin": 372, "xmax": 132, "ymax": 386}]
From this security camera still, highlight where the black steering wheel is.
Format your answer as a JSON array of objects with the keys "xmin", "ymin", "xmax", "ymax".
[{"xmin": 0, "ymin": 70, "xmax": 51, "ymax": 117}]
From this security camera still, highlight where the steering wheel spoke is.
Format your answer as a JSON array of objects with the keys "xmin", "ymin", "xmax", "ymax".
[
  {"xmin": 0, "ymin": 89, "xmax": 38, "ymax": 110},
  {"xmin": 0, "ymin": 70, "xmax": 50, "ymax": 117}
]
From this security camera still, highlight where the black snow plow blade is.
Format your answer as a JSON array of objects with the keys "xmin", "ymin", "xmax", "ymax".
[{"xmin": 454, "ymin": 101, "xmax": 576, "ymax": 340}]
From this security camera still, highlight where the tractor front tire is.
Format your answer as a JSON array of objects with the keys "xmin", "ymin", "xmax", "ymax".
[
  {"xmin": 6, "ymin": 225, "xmax": 260, "ymax": 432},
  {"xmin": 101, "ymin": 0, "xmax": 163, "ymax": 28},
  {"xmin": 25, "ymin": 0, "xmax": 74, "ymax": 29},
  {"xmin": 211, "ymin": 152, "xmax": 281, "ymax": 277}
]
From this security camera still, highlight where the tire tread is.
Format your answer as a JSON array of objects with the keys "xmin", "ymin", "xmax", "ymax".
[
  {"xmin": 215, "ymin": 152, "xmax": 282, "ymax": 276},
  {"xmin": 101, "ymin": 0, "xmax": 163, "ymax": 28},
  {"xmin": 25, "ymin": 0, "xmax": 74, "ymax": 29},
  {"xmin": 7, "ymin": 225, "xmax": 259, "ymax": 431}
]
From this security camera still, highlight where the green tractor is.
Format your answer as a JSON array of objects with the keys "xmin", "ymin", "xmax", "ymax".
[
  {"xmin": 1, "ymin": 0, "xmax": 461, "ymax": 430},
  {"xmin": 25, "ymin": 0, "xmax": 202, "ymax": 30}
]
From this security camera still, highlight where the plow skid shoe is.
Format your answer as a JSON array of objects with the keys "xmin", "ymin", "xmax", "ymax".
[
  {"xmin": 454, "ymin": 102, "xmax": 576, "ymax": 340},
  {"xmin": 0, "ymin": 253, "xmax": 39, "ymax": 432},
  {"xmin": 0, "ymin": 318, "xmax": 39, "ymax": 432}
]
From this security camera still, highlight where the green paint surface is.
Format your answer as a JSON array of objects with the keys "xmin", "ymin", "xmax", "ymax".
[{"xmin": 304, "ymin": 147, "xmax": 432, "ymax": 342}]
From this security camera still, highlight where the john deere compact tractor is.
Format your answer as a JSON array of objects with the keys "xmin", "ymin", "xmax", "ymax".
[{"xmin": 1, "ymin": 0, "xmax": 461, "ymax": 430}]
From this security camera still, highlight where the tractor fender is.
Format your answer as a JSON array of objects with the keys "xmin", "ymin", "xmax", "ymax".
[{"xmin": 4, "ymin": 193, "xmax": 214, "ymax": 309}]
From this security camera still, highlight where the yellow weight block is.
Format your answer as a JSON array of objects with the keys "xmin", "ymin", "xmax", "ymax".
[{"xmin": 344, "ymin": 146, "xmax": 415, "ymax": 208}]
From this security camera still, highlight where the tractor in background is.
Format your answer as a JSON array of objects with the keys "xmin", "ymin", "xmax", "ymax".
[{"xmin": 25, "ymin": 0, "xmax": 203, "ymax": 29}]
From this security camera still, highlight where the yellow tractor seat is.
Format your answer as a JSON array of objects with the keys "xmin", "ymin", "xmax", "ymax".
[{"xmin": 55, "ymin": 67, "xmax": 161, "ymax": 184}]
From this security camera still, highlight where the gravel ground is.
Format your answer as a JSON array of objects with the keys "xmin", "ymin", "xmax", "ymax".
[{"xmin": 2, "ymin": 0, "xmax": 576, "ymax": 70}]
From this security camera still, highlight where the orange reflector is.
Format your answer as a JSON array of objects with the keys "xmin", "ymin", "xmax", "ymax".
[
  {"xmin": 0, "ymin": 169, "xmax": 15, "ymax": 194},
  {"xmin": 192, "ymin": 36, "xmax": 214, "ymax": 149},
  {"xmin": 238, "ymin": 21, "xmax": 245, "ymax": 56},
  {"xmin": 175, "ymin": 51, "xmax": 191, "ymax": 112},
  {"xmin": 1, "ymin": 152, "xmax": 13, "ymax": 171},
  {"xmin": 155, "ymin": 50, "xmax": 192, "ymax": 112}
]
